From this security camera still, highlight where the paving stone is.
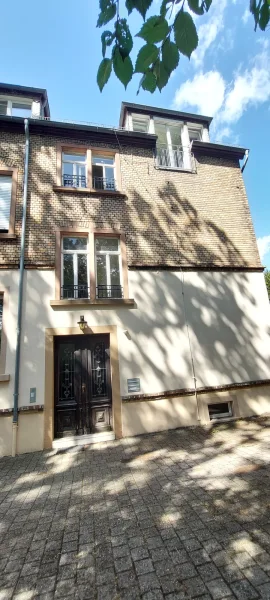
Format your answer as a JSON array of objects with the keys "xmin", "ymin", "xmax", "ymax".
[
  {"xmin": 190, "ymin": 548, "xmax": 211, "ymax": 566},
  {"xmin": 117, "ymin": 568, "xmax": 137, "ymax": 589},
  {"xmin": 182, "ymin": 575, "xmax": 207, "ymax": 598},
  {"xmin": 131, "ymin": 546, "xmax": 149, "ymax": 561},
  {"xmin": 231, "ymin": 579, "xmax": 259, "ymax": 599},
  {"xmin": 257, "ymin": 582, "xmax": 270, "ymax": 598},
  {"xmin": 159, "ymin": 574, "xmax": 182, "ymax": 594},
  {"xmin": 198, "ymin": 562, "xmax": 221, "ymax": 582},
  {"xmin": 113, "ymin": 544, "xmax": 130, "ymax": 559},
  {"xmin": 114, "ymin": 555, "xmax": 133, "ymax": 573},
  {"xmin": 138, "ymin": 572, "xmax": 161, "ymax": 593},
  {"xmin": 206, "ymin": 578, "xmax": 232, "ymax": 599},
  {"xmin": 134, "ymin": 558, "xmax": 154, "ymax": 576},
  {"xmin": 220, "ymin": 563, "xmax": 245, "ymax": 584},
  {"xmin": 176, "ymin": 561, "xmax": 198, "ymax": 580}
]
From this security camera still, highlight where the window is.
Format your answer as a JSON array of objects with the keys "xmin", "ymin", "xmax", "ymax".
[
  {"xmin": 132, "ymin": 114, "xmax": 150, "ymax": 133},
  {"xmin": 92, "ymin": 156, "xmax": 116, "ymax": 191},
  {"xmin": 0, "ymin": 98, "xmax": 32, "ymax": 117},
  {"xmin": 0, "ymin": 295, "xmax": 3, "ymax": 352},
  {"xmin": 208, "ymin": 402, "xmax": 233, "ymax": 421},
  {"xmin": 0, "ymin": 175, "xmax": 12, "ymax": 231},
  {"xmin": 62, "ymin": 151, "xmax": 87, "ymax": 188},
  {"xmin": 95, "ymin": 237, "xmax": 122, "ymax": 298},
  {"xmin": 155, "ymin": 120, "xmax": 183, "ymax": 169},
  {"xmin": 189, "ymin": 128, "xmax": 202, "ymax": 142},
  {"xmin": 61, "ymin": 236, "xmax": 89, "ymax": 299}
]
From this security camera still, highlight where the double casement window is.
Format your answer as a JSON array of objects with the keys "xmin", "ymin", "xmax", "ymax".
[
  {"xmin": 61, "ymin": 237, "xmax": 89, "ymax": 299},
  {"xmin": 60, "ymin": 147, "xmax": 118, "ymax": 191},
  {"xmin": 59, "ymin": 233, "xmax": 125, "ymax": 300},
  {"xmin": 95, "ymin": 238, "xmax": 122, "ymax": 298},
  {"xmin": 62, "ymin": 151, "xmax": 87, "ymax": 188},
  {"xmin": 0, "ymin": 169, "xmax": 17, "ymax": 235},
  {"xmin": 155, "ymin": 120, "xmax": 184, "ymax": 169}
]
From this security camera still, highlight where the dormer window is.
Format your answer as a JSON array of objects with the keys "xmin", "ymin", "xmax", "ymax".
[
  {"xmin": 132, "ymin": 114, "xmax": 150, "ymax": 133},
  {"xmin": 0, "ymin": 98, "xmax": 32, "ymax": 117},
  {"xmin": 188, "ymin": 128, "xmax": 202, "ymax": 142}
]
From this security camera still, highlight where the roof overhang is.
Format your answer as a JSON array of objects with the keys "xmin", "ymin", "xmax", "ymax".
[
  {"xmin": 0, "ymin": 116, "xmax": 157, "ymax": 149},
  {"xmin": 0, "ymin": 83, "xmax": 50, "ymax": 117},
  {"xmin": 119, "ymin": 102, "xmax": 213, "ymax": 128},
  {"xmin": 192, "ymin": 140, "xmax": 247, "ymax": 161}
]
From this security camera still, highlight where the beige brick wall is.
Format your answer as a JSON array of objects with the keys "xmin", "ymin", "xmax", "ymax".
[{"xmin": 0, "ymin": 131, "xmax": 261, "ymax": 268}]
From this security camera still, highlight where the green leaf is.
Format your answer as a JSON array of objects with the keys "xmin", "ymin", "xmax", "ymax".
[
  {"xmin": 162, "ymin": 38, "xmax": 179, "ymax": 74},
  {"xmin": 97, "ymin": 1, "xmax": 116, "ymax": 27},
  {"xmin": 160, "ymin": 0, "xmax": 173, "ymax": 17},
  {"xmin": 174, "ymin": 10, "xmax": 198, "ymax": 59},
  {"xmin": 188, "ymin": 0, "xmax": 204, "ymax": 15},
  {"xmin": 113, "ymin": 47, "xmax": 133, "ymax": 88},
  {"xmin": 101, "ymin": 31, "xmax": 115, "ymax": 57},
  {"xmin": 115, "ymin": 19, "xmax": 133, "ymax": 57},
  {"xmin": 135, "ymin": 43, "xmax": 159, "ymax": 73},
  {"xmin": 203, "ymin": 0, "xmax": 212, "ymax": 9},
  {"xmin": 259, "ymin": 1, "xmax": 270, "ymax": 29},
  {"xmin": 137, "ymin": 16, "xmax": 169, "ymax": 43},
  {"xmin": 141, "ymin": 69, "xmax": 157, "ymax": 92},
  {"xmin": 97, "ymin": 58, "xmax": 112, "ymax": 91},
  {"xmin": 153, "ymin": 58, "xmax": 170, "ymax": 91},
  {"xmin": 126, "ymin": 0, "xmax": 153, "ymax": 20}
]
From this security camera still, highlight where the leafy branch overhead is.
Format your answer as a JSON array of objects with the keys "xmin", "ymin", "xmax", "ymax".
[{"xmin": 97, "ymin": 0, "xmax": 270, "ymax": 94}]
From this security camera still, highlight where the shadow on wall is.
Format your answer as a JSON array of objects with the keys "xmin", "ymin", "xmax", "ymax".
[{"xmin": 0, "ymin": 420, "xmax": 270, "ymax": 597}]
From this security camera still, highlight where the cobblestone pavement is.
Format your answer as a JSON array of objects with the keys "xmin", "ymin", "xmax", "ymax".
[{"xmin": 1, "ymin": 418, "xmax": 270, "ymax": 600}]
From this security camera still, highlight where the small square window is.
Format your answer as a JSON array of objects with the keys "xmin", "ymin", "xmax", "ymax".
[
  {"xmin": 11, "ymin": 103, "xmax": 32, "ymax": 118},
  {"xmin": 189, "ymin": 128, "xmax": 202, "ymax": 142},
  {"xmin": 208, "ymin": 402, "xmax": 233, "ymax": 421}
]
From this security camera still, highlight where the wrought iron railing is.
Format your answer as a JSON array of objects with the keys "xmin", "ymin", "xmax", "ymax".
[
  {"xmin": 61, "ymin": 285, "xmax": 90, "ymax": 299},
  {"xmin": 96, "ymin": 285, "xmax": 123, "ymax": 299},
  {"xmin": 92, "ymin": 176, "xmax": 116, "ymax": 191},
  {"xmin": 156, "ymin": 145, "xmax": 194, "ymax": 171},
  {"xmin": 62, "ymin": 174, "xmax": 87, "ymax": 188}
]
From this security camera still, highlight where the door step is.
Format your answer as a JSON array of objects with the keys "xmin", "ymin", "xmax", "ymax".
[{"xmin": 52, "ymin": 431, "xmax": 115, "ymax": 449}]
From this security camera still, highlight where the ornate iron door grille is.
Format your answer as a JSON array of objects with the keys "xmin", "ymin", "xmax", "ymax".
[{"xmin": 54, "ymin": 335, "xmax": 112, "ymax": 438}]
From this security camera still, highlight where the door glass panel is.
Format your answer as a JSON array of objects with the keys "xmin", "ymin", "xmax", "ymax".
[
  {"xmin": 110, "ymin": 254, "xmax": 121, "ymax": 286},
  {"xmin": 78, "ymin": 254, "xmax": 88, "ymax": 297},
  {"xmin": 169, "ymin": 125, "xmax": 181, "ymax": 147},
  {"xmin": 154, "ymin": 121, "xmax": 167, "ymax": 146},
  {"xmin": 58, "ymin": 343, "xmax": 75, "ymax": 402},
  {"xmin": 63, "ymin": 237, "xmax": 87, "ymax": 250},
  {"xmin": 96, "ymin": 255, "xmax": 107, "ymax": 285},
  {"xmin": 63, "ymin": 254, "xmax": 74, "ymax": 287},
  {"xmin": 91, "ymin": 342, "xmax": 107, "ymax": 398},
  {"xmin": 96, "ymin": 237, "xmax": 119, "ymax": 252}
]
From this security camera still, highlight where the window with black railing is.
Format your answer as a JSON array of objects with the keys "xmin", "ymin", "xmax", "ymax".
[
  {"xmin": 92, "ymin": 155, "xmax": 116, "ymax": 191},
  {"xmin": 95, "ymin": 237, "xmax": 122, "ymax": 299},
  {"xmin": 61, "ymin": 236, "xmax": 89, "ymax": 299},
  {"xmin": 62, "ymin": 151, "xmax": 87, "ymax": 188}
]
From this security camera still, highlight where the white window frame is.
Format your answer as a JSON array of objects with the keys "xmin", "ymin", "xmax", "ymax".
[
  {"xmin": 92, "ymin": 155, "xmax": 115, "ymax": 190},
  {"xmin": 62, "ymin": 151, "xmax": 87, "ymax": 187},
  {"xmin": 154, "ymin": 118, "xmax": 184, "ymax": 168},
  {"xmin": 208, "ymin": 401, "xmax": 233, "ymax": 421},
  {"xmin": 188, "ymin": 126, "xmax": 203, "ymax": 143},
  {"xmin": 0, "ymin": 96, "xmax": 33, "ymax": 117},
  {"xmin": 132, "ymin": 113, "xmax": 150, "ymax": 133},
  {"xmin": 61, "ymin": 236, "xmax": 89, "ymax": 299},
  {"xmin": 95, "ymin": 237, "xmax": 122, "ymax": 297}
]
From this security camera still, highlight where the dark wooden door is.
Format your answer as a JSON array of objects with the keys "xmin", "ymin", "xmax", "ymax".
[{"xmin": 54, "ymin": 335, "xmax": 112, "ymax": 438}]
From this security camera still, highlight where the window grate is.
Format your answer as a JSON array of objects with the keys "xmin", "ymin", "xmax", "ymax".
[
  {"xmin": 208, "ymin": 402, "xmax": 233, "ymax": 421},
  {"xmin": 61, "ymin": 285, "xmax": 90, "ymax": 299}
]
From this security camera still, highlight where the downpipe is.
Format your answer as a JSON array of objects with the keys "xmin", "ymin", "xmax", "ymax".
[{"xmin": 12, "ymin": 118, "xmax": 30, "ymax": 457}]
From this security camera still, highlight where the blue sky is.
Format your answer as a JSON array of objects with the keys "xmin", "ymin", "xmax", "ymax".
[{"xmin": 1, "ymin": 0, "xmax": 270, "ymax": 265}]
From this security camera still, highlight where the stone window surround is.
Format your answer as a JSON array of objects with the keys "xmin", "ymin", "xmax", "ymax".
[
  {"xmin": 0, "ymin": 167, "xmax": 18, "ymax": 239},
  {"xmin": 54, "ymin": 227, "xmax": 129, "ymax": 302},
  {"xmin": 0, "ymin": 286, "xmax": 10, "ymax": 382},
  {"xmin": 55, "ymin": 143, "xmax": 122, "ymax": 194}
]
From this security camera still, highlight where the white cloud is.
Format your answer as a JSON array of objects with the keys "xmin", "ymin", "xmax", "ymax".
[
  {"xmin": 173, "ymin": 42, "xmax": 270, "ymax": 132},
  {"xmin": 192, "ymin": 0, "xmax": 228, "ymax": 67},
  {"xmin": 173, "ymin": 71, "xmax": 225, "ymax": 116},
  {"xmin": 242, "ymin": 8, "xmax": 251, "ymax": 24},
  {"xmin": 257, "ymin": 236, "xmax": 270, "ymax": 262},
  {"xmin": 221, "ymin": 44, "xmax": 270, "ymax": 123}
]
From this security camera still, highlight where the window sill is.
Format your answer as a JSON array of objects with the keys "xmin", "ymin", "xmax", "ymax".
[
  {"xmin": 50, "ymin": 298, "xmax": 135, "ymax": 308},
  {"xmin": 53, "ymin": 186, "xmax": 126, "ymax": 198},
  {"xmin": 0, "ymin": 374, "xmax": 10, "ymax": 382},
  {"xmin": 0, "ymin": 233, "xmax": 17, "ymax": 239},
  {"xmin": 155, "ymin": 165, "xmax": 196, "ymax": 174}
]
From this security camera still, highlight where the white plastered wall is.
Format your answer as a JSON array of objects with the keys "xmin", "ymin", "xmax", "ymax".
[{"xmin": 1, "ymin": 268, "xmax": 270, "ymax": 445}]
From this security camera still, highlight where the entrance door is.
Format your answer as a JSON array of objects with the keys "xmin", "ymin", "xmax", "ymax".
[{"xmin": 54, "ymin": 334, "xmax": 112, "ymax": 438}]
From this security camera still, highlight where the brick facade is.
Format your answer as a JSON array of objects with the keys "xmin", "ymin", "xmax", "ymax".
[{"xmin": 0, "ymin": 131, "xmax": 261, "ymax": 269}]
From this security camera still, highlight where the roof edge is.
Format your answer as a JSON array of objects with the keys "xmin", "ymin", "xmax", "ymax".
[
  {"xmin": 192, "ymin": 140, "xmax": 247, "ymax": 161},
  {"xmin": 119, "ymin": 101, "xmax": 213, "ymax": 127}
]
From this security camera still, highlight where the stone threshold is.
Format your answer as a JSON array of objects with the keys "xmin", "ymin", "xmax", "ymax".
[{"xmin": 52, "ymin": 431, "xmax": 115, "ymax": 449}]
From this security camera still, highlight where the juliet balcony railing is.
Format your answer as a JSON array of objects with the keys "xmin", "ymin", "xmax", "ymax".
[
  {"xmin": 63, "ymin": 174, "xmax": 87, "ymax": 188},
  {"xmin": 61, "ymin": 284, "xmax": 90, "ymax": 299},
  {"xmin": 156, "ymin": 145, "xmax": 195, "ymax": 171},
  {"xmin": 96, "ymin": 285, "xmax": 123, "ymax": 299},
  {"xmin": 92, "ymin": 176, "xmax": 116, "ymax": 191}
]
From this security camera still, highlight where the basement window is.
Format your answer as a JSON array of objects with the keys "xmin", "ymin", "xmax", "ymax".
[{"xmin": 208, "ymin": 402, "xmax": 233, "ymax": 420}]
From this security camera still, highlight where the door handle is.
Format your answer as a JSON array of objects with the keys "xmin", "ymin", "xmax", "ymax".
[{"xmin": 82, "ymin": 383, "xmax": 86, "ymax": 393}]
